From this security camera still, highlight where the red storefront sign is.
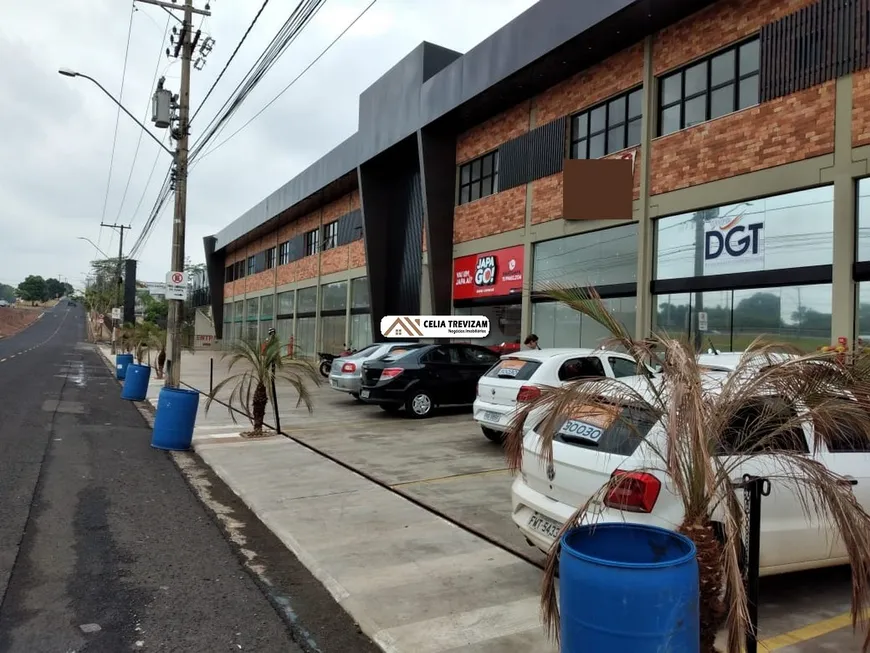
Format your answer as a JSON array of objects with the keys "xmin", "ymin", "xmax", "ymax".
[{"xmin": 453, "ymin": 245, "xmax": 525, "ymax": 301}]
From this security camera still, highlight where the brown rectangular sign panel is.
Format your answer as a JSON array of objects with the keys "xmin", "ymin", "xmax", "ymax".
[{"xmin": 562, "ymin": 158, "xmax": 633, "ymax": 221}]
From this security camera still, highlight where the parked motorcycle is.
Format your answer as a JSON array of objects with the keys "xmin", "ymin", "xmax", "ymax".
[{"xmin": 317, "ymin": 346, "xmax": 357, "ymax": 378}]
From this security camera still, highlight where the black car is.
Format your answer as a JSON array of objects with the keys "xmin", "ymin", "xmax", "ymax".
[{"xmin": 359, "ymin": 343, "xmax": 501, "ymax": 418}]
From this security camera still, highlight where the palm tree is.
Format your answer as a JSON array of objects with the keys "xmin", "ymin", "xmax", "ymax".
[
  {"xmin": 205, "ymin": 336, "xmax": 321, "ymax": 437},
  {"xmin": 505, "ymin": 285, "xmax": 870, "ymax": 653}
]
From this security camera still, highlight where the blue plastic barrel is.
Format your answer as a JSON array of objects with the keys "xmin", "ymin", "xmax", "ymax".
[
  {"xmin": 121, "ymin": 363, "xmax": 151, "ymax": 401},
  {"xmin": 151, "ymin": 387, "xmax": 200, "ymax": 451},
  {"xmin": 116, "ymin": 353, "xmax": 134, "ymax": 380},
  {"xmin": 560, "ymin": 523, "xmax": 699, "ymax": 653}
]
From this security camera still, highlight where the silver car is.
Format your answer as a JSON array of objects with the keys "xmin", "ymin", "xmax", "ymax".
[{"xmin": 329, "ymin": 342, "xmax": 423, "ymax": 398}]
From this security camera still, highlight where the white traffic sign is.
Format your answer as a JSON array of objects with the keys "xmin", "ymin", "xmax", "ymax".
[
  {"xmin": 165, "ymin": 270, "xmax": 188, "ymax": 301},
  {"xmin": 698, "ymin": 311, "xmax": 708, "ymax": 332},
  {"xmin": 111, "ymin": 307, "xmax": 121, "ymax": 320}
]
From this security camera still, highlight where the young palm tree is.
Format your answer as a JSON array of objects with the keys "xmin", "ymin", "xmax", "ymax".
[
  {"xmin": 205, "ymin": 336, "xmax": 321, "ymax": 437},
  {"xmin": 505, "ymin": 285, "xmax": 870, "ymax": 653}
]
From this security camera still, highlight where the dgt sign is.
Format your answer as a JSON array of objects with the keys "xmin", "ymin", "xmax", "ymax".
[{"xmin": 705, "ymin": 222, "xmax": 763, "ymax": 264}]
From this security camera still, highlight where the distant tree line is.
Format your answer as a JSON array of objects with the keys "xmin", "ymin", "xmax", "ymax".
[{"xmin": 14, "ymin": 275, "xmax": 73, "ymax": 305}]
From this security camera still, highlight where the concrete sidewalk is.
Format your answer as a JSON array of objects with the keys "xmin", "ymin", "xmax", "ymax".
[{"xmin": 99, "ymin": 346, "xmax": 556, "ymax": 653}]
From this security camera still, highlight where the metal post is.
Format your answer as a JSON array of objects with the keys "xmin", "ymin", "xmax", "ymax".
[
  {"xmin": 209, "ymin": 357, "xmax": 214, "ymax": 395},
  {"xmin": 735, "ymin": 474, "xmax": 770, "ymax": 653},
  {"xmin": 271, "ymin": 374, "xmax": 281, "ymax": 434},
  {"xmin": 165, "ymin": 0, "xmax": 193, "ymax": 389}
]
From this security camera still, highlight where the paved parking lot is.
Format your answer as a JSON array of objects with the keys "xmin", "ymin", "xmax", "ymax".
[{"xmin": 149, "ymin": 349, "xmax": 868, "ymax": 650}]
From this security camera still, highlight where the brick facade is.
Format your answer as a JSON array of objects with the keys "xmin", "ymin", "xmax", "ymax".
[
  {"xmin": 534, "ymin": 43, "xmax": 644, "ymax": 124},
  {"xmin": 650, "ymin": 82, "xmax": 835, "ymax": 196},
  {"xmin": 854, "ymin": 69, "xmax": 870, "ymax": 148},
  {"xmin": 456, "ymin": 102, "xmax": 530, "ymax": 164},
  {"xmin": 652, "ymin": 0, "xmax": 818, "ymax": 75},
  {"xmin": 453, "ymin": 186, "xmax": 526, "ymax": 243}
]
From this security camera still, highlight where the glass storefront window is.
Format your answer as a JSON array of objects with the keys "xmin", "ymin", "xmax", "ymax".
[
  {"xmin": 321, "ymin": 281, "xmax": 347, "ymax": 311},
  {"xmin": 454, "ymin": 304, "xmax": 522, "ymax": 346},
  {"xmin": 277, "ymin": 317, "xmax": 293, "ymax": 351},
  {"xmin": 655, "ymin": 186, "xmax": 834, "ymax": 280},
  {"xmin": 297, "ymin": 286, "xmax": 317, "ymax": 314},
  {"xmin": 259, "ymin": 321, "xmax": 273, "ymax": 341},
  {"xmin": 533, "ymin": 297, "xmax": 636, "ymax": 349},
  {"xmin": 246, "ymin": 297, "xmax": 259, "ymax": 321},
  {"xmin": 350, "ymin": 313, "xmax": 372, "ymax": 350},
  {"xmin": 224, "ymin": 302, "xmax": 233, "ymax": 323},
  {"xmin": 533, "ymin": 224, "xmax": 637, "ymax": 291},
  {"xmin": 653, "ymin": 284, "xmax": 832, "ymax": 352},
  {"xmin": 234, "ymin": 300, "xmax": 243, "ymax": 322},
  {"xmin": 246, "ymin": 322, "xmax": 259, "ymax": 341},
  {"xmin": 260, "ymin": 293, "xmax": 274, "ymax": 319},
  {"xmin": 858, "ymin": 178, "xmax": 870, "ymax": 261},
  {"xmin": 295, "ymin": 316, "xmax": 316, "ymax": 358},
  {"xmin": 277, "ymin": 290, "xmax": 294, "ymax": 316},
  {"xmin": 321, "ymin": 315, "xmax": 346, "ymax": 353},
  {"xmin": 351, "ymin": 277, "xmax": 369, "ymax": 309}
]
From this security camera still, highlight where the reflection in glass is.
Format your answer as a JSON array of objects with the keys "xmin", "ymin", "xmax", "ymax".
[
  {"xmin": 534, "ymin": 224, "xmax": 637, "ymax": 291},
  {"xmin": 857, "ymin": 179, "xmax": 870, "ymax": 262},
  {"xmin": 321, "ymin": 281, "xmax": 347, "ymax": 312},
  {"xmin": 654, "ymin": 186, "xmax": 834, "ymax": 280},
  {"xmin": 295, "ymin": 317, "xmax": 316, "ymax": 359},
  {"xmin": 234, "ymin": 301, "xmax": 244, "ymax": 322},
  {"xmin": 277, "ymin": 291, "xmax": 294, "ymax": 316},
  {"xmin": 297, "ymin": 286, "xmax": 317, "ymax": 314},
  {"xmin": 653, "ymin": 284, "xmax": 831, "ymax": 352},
  {"xmin": 321, "ymin": 315, "xmax": 347, "ymax": 353},
  {"xmin": 351, "ymin": 277, "xmax": 370, "ymax": 309},
  {"xmin": 260, "ymin": 293, "xmax": 274, "ymax": 318},
  {"xmin": 276, "ymin": 318, "xmax": 293, "ymax": 349},
  {"xmin": 533, "ymin": 297, "xmax": 636, "ymax": 349},
  {"xmin": 224, "ymin": 303, "xmax": 233, "ymax": 323},
  {"xmin": 350, "ymin": 313, "xmax": 372, "ymax": 350},
  {"xmin": 246, "ymin": 298, "xmax": 259, "ymax": 321},
  {"xmin": 454, "ymin": 305, "xmax": 521, "ymax": 346}
]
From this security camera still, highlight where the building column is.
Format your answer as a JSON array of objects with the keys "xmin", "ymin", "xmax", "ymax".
[
  {"xmin": 521, "ymin": 102, "xmax": 537, "ymax": 338},
  {"xmin": 345, "ymin": 275, "xmax": 352, "ymax": 347},
  {"xmin": 830, "ymin": 74, "xmax": 858, "ymax": 344},
  {"xmin": 635, "ymin": 35, "xmax": 655, "ymax": 340}
]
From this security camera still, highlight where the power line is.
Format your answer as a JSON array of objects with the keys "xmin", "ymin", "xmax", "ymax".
[
  {"xmin": 116, "ymin": 13, "xmax": 171, "ymax": 227},
  {"xmin": 190, "ymin": 0, "xmax": 272, "ymax": 124},
  {"xmin": 193, "ymin": 0, "xmax": 378, "ymax": 163},
  {"xmin": 189, "ymin": 0, "xmax": 328, "ymax": 160},
  {"xmin": 101, "ymin": 4, "xmax": 136, "ymax": 231}
]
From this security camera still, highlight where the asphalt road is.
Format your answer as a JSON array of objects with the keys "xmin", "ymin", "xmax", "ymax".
[{"xmin": 0, "ymin": 304, "xmax": 376, "ymax": 652}]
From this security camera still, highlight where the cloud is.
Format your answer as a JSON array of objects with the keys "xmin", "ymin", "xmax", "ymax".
[{"xmin": 0, "ymin": 0, "xmax": 536, "ymax": 289}]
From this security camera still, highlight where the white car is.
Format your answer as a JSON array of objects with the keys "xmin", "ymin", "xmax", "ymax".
[
  {"xmin": 511, "ymin": 371, "xmax": 867, "ymax": 576},
  {"xmin": 472, "ymin": 348, "xmax": 652, "ymax": 443}
]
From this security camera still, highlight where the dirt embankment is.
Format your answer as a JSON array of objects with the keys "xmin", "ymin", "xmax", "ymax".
[{"xmin": 0, "ymin": 307, "xmax": 42, "ymax": 338}]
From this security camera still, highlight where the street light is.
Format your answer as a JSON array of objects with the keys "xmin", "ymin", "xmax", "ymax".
[
  {"xmin": 57, "ymin": 68, "xmax": 174, "ymax": 157},
  {"xmin": 76, "ymin": 236, "xmax": 112, "ymax": 260}
]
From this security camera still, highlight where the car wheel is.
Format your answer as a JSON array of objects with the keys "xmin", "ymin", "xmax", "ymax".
[
  {"xmin": 406, "ymin": 391, "xmax": 434, "ymax": 418},
  {"xmin": 481, "ymin": 426, "xmax": 504, "ymax": 443},
  {"xmin": 379, "ymin": 404, "xmax": 401, "ymax": 413}
]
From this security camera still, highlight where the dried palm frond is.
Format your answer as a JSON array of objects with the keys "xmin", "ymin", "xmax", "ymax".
[{"xmin": 507, "ymin": 282, "xmax": 870, "ymax": 653}]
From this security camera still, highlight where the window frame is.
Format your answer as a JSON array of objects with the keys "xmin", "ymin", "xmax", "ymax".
[
  {"xmin": 278, "ymin": 240, "xmax": 291, "ymax": 266},
  {"xmin": 304, "ymin": 229, "xmax": 319, "ymax": 257},
  {"xmin": 265, "ymin": 246, "xmax": 276, "ymax": 270},
  {"xmin": 246, "ymin": 256, "xmax": 255, "ymax": 276},
  {"xmin": 570, "ymin": 87, "xmax": 643, "ymax": 160},
  {"xmin": 658, "ymin": 37, "xmax": 760, "ymax": 137},
  {"xmin": 457, "ymin": 150, "xmax": 499, "ymax": 206},
  {"xmin": 322, "ymin": 221, "xmax": 338, "ymax": 251}
]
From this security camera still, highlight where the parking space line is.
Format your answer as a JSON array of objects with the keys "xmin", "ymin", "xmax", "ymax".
[
  {"xmin": 759, "ymin": 608, "xmax": 870, "ymax": 650},
  {"xmin": 390, "ymin": 468, "xmax": 511, "ymax": 488}
]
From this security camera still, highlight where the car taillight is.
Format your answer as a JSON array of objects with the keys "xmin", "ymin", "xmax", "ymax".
[
  {"xmin": 604, "ymin": 470, "xmax": 661, "ymax": 514},
  {"xmin": 516, "ymin": 385, "xmax": 540, "ymax": 402},
  {"xmin": 380, "ymin": 368, "xmax": 403, "ymax": 380},
  {"xmin": 341, "ymin": 362, "xmax": 356, "ymax": 373}
]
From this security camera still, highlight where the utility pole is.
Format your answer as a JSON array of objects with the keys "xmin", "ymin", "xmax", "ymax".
[
  {"xmin": 137, "ymin": 0, "xmax": 211, "ymax": 388},
  {"xmin": 101, "ymin": 222, "xmax": 130, "ymax": 353}
]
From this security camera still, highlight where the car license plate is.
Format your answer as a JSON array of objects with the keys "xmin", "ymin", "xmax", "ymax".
[
  {"xmin": 360, "ymin": 389, "xmax": 370, "ymax": 399},
  {"xmin": 483, "ymin": 410, "xmax": 501, "ymax": 423},
  {"xmin": 558, "ymin": 419, "xmax": 604, "ymax": 443},
  {"xmin": 527, "ymin": 512, "xmax": 561, "ymax": 539}
]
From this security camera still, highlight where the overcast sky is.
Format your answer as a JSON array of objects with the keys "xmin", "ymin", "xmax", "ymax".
[{"xmin": 0, "ymin": 0, "xmax": 536, "ymax": 290}]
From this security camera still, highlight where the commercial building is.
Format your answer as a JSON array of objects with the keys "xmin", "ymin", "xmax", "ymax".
[{"xmin": 205, "ymin": 0, "xmax": 870, "ymax": 356}]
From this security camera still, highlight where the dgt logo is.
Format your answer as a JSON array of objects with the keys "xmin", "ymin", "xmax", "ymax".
[
  {"xmin": 705, "ymin": 223, "xmax": 763, "ymax": 261},
  {"xmin": 475, "ymin": 255, "xmax": 497, "ymax": 286}
]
